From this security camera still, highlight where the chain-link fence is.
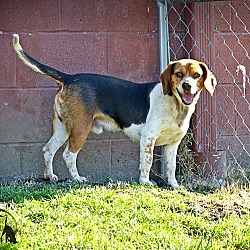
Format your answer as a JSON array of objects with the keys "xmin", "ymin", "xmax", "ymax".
[{"xmin": 154, "ymin": 0, "xmax": 250, "ymax": 190}]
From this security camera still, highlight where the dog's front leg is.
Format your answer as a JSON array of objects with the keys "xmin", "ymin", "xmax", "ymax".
[
  {"xmin": 163, "ymin": 143, "xmax": 183, "ymax": 189},
  {"xmin": 139, "ymin": 135, "xmax": 156, "ymax": 185}
]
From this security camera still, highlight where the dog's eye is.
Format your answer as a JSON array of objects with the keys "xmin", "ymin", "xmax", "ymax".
[
  {"xmin": 193, "ymin": 73, "xmax": 200, "ymax": 79},
  {"xmin": 176, "ymin": 72, "xmax": 183, "ymax": 78}
]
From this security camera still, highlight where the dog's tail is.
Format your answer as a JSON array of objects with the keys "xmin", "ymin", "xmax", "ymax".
[{"xmin": 13, "ymin": 34, "xmax": 67, "ymax": 85}]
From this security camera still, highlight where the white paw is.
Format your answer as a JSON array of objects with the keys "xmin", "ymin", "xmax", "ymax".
[
  {"xmin": 169, "ymin": 182, "xmax": 185, "ymax": 190},
  {"xmin": 44, "ymin": 173, "xmax": 58, "ymax": 182},
  {"xmin": 73, "ymin": 176, "xmax": 88, "ymax": 182},
  {"xmin": 139, "ymin": 178, "xmax": 157, "ymax": 186}
]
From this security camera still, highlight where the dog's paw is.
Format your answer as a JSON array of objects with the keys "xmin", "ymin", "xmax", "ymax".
[
  {"xmin": 73, "ymin": 176, "xmax": 88, "ymax": 182},
  {"xmin": 139, "ymin": 178, "xmax": 157, "ymax": 186},
  {"xmin": 170, "ymin": 183, "xmax": 185, "ymax": 190},
  {"xmin": 44, "ymin": 173, "xmax": 58, "ymax": 182}
]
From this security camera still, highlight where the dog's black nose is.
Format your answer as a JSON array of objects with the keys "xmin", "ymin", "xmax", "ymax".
[{"xmin": 182, "ymin": 82, "xmax": 191, "ymax": 92}]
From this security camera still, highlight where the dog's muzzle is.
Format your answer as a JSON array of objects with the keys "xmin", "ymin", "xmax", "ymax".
[{"xmin": 177, "ymin": 82, "xmax": 197, "ymax": 105}]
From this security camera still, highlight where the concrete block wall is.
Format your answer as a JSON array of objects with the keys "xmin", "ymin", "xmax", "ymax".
[
  {"xmin": 213, "ymin": 1, "xmax": 250, "ymax": 164},
  {"xmin": 0, "ymin": 0, "xmax": 161, "ymax": 182}
]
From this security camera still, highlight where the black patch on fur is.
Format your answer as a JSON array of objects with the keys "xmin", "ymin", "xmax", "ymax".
[
  {"xmin": 57, "ymin": 115, "xmax": 63, "ymax": 123},
  {"xmin": 168, "ymin": 89, "xmax": 173, "ymax": 96},
  {"xmin": 64, "ymin": 74, "xmax": 158, "ymax": 129}
]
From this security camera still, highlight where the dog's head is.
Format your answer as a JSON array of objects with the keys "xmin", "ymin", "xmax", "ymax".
[{"xmin": 160, "ymin": 59, "xmax": 217, "ymax": 105}]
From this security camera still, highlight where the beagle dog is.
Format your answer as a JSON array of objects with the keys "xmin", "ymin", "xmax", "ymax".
[{"xmin": 13, "ymin": 34, "xmax": 217, "ymax": 189}]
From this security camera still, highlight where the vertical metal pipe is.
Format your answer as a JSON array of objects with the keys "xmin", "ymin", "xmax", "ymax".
[
  {"xmin": 157, "ymin": 0, "xmax": 170, "ymax": 73},
  {"xmin": 157, "ymin": 0, "xmax": 170, "ymax": 177}
]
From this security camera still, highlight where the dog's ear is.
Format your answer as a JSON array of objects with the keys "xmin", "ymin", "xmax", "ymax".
[
  {"xmin": 160, "ymin": 62, "xmax": 176, "ymax": 95},
  {"xmin": 199, "ymin": 62, "xmax": 217, "ymax": 96}
]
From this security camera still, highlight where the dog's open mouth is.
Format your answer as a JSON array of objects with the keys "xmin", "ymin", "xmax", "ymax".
[{"xmin": 177, "ymin": 89, "xmax": 196, "ymax": 105}]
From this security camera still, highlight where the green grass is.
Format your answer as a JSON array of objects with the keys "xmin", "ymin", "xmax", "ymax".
[{"xmin": 0, "ymin": 181, "xmax": 249, "ymax": 249}]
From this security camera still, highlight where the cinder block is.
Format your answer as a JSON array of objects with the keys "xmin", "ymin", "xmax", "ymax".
[
  {"xmin": 16, "ymin": 33, "xmax": 108, "ymax": 88},
  {"xmin": 0, "ymin": 144, "xmax": 22, "ymax": 180},
  {"xmin": 214, "ymin": 34, "xmax": 250, "ymax": 84},
  {"xmin": 217, "ymin": 135, "xmax": 250, "ymax": 168},
  {"xmin": 235, "ymin": 85, "xmax": 250, "ymax": 135},
  {"xmin": 169, "ymin": 32, "xmax": 189, "ymax": 59},
  {"xmin": 213, "ymin": 2, "xmax": 231, "ymax": 32},
  {"xmin": 232, "ymin": 1, "xmax": 249, "ymax": 32},
  {"xmin": 18, "ymin": 143, "xmax": 45, "ymax": 178},
  {"xmin": 168, "ymin": 3, "xmax": 187, "ymax": 33},
  {"xmin": 0, "ymin": 0, "xmax": 60, "ymax": 32},
  {"xmin": 214, "ymin": 85, "xmax": 235, "ymax": 136},
  {"xmin": 87, "ymin": 131, "xmax": 129, "ymax": 141},
  {"xmin": 61, "ymin": 0, "xmax": 150, "ymax": 32},
  {"xmin": 0, "ymin": 88, "xmax": 56, "ymax": 143},
  {"xmin": 77, "ymin": 140, "xmax": 112, "ymax": 182},
  {"xmin": 107, "ymin": 34, "xmax": 159, "ymax": 83},
  {"xmin": 148, "ymin": 0, "xmax": 158, "ymax": 33},
  {"xmin": 0, "ymin": 34, "xmax": 16, "ymax": 88},
  {"xmin": 110, "ymin": 139, "xmax": 140, "ymax": 182}
]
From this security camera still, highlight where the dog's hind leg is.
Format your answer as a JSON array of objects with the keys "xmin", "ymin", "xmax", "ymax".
[
  {"xmin": 43, "ymin": 112, "xmax": 69, "ymax": 182},
  {"xmin": 62, "ymin": 122, "xmax": 92, "ymax": 182},
  {"xmin": 62, "ymin": 98, "xmax": 93, "ymax": 182}
]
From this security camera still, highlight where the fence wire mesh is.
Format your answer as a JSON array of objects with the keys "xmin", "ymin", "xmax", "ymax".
[{"xmin": 155, "ymin": 0, "xmax": 250, "ymax": 190}]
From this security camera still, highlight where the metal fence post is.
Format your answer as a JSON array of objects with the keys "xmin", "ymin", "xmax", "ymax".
[{"xmin": 157, "ymin": 0, "xmax": 171, "ymax": 177}]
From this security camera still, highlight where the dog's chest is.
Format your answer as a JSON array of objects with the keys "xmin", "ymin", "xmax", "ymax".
[
  {"xmin": 157, "ymin": 110, "xmax": 192, "ymax": 146},
  {"xmin": 123, "ymin": 109, "xmax": 190, "ymax": 146},
  {"xmin": 155, "ymin": 125, "xmax": 186, "ymax": 146}
]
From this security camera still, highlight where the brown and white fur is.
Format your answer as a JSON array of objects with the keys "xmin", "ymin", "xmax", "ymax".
[{"xmin": 13, "ymin": 34, "xmax": 217, "ymax": 189}]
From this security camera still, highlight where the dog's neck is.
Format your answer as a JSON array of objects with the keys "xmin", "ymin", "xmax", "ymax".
[{"xmin": 171, "ymin": 91, "xmax": 198, "ymax": 129}]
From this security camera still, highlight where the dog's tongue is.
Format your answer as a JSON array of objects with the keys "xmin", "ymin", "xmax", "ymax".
[{"xmin": 182, "ymin": 93, "xmax": 194, "ymax": 104}]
